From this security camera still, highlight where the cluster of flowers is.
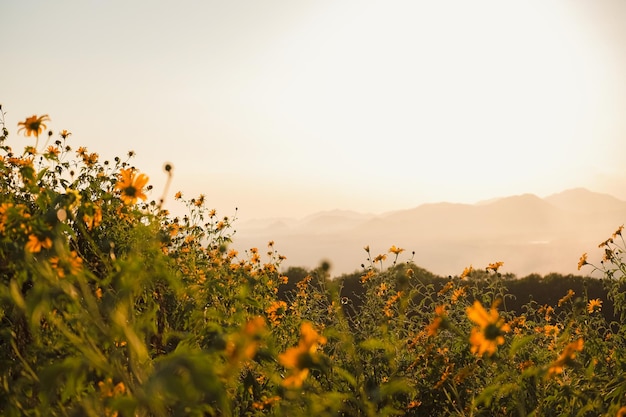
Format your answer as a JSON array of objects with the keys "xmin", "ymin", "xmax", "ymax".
[{"xmin": 2, "ymin": 110, "xmax": 626, "ymax": 416}]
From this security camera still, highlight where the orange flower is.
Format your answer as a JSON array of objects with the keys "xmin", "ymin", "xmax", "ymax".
[
  {"xmin": 558, "ymin": 289, "xmax": 575, "ymax": 307},
  {"xmin": 17, "ymin": 114, "xmax": 50, "ymax": 138},
  {"xmin": 49, "ymin": 251, "xmax": 83, "ymax": 278},
  {"xmin": 577, "ymin": 253, "xmax": 588, "ymax": 270},
  {"xmin": 486, "ymin": 261, "xmax": 504, "ymax": 273},
  {"xmin": 114, "ymin": 168, "xmax": 149, "ymax": 205},
  {"xmin": 547, "ymin": 339, "xmax": 584, "ymax": 376},
  {"xmin": 466, "ymin": 300, "xmax": 510, "ymax": 356},
  {"xmin": 83, "ymin": 205, "xmax": 103, "ymax": 230},
  {"xmin": 278, "ymin": 322, "xmax": 326, "ymax": 388},
  {"xmin": 25, "ymin": 234, "xmax": 52, "ymax": 253},
  {"xmin": 426, "ymin": 305, "xmax": 447, "ymax": 337},
  {"xmin": 389, "ymin": 245, "xmax": 404, "ymax": 255},
  {"xmin": 266, "ymin": 301, "xmax": 288, "ymax": 326},
  {"xmin": 587, "ymin": 298, "xmax": 602, "ymax": 313},
  {"xmin": 460, "ymin": 265, "xmax": 474, "ymax": 279},
  {"xmin": 225, "ymin": 317, "xmax": 267, "ymax": 366},
  {"xmin": 451, "ymin": 287, "xmax": 466, "ymax": 303},
  {"xmin": 59, "ymin": 129, "xmax": 71, "ymax": 139}
]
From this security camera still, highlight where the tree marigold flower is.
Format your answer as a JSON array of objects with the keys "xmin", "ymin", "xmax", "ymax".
[
  {"xmin": 266, "ymin": 300, "xmax": 288, "ymax": 326},
  {"xmin": 278, "ymin": 322, "xmax": 326, "ymax": 388},
  {"xmin": 486, "ymin": 261, "xmax": 504, "ymax": 273},
  {"xmin": 587, "ymin": 298, "xmax": 602, "ymax": 313},
  {"xmin": 577, "ymin": 253, "xmax": 588, "ymax": 270},
  {"xmin": 373, "ymin": 254, "xmax": 387, "ymax": 264},
  {"xmin": 547, "ymin": 338, "xmax": 584, "ymax": 376},
  {"xmin": 558, "ymin": 289, "xmax": 575, "ymax": 307},
  {"xmin": 17, "ymin": 114, "xmax": 50, "ymax": 138},
  {"xmin": 225, "ymin": 317, "xmax": 267, "ymax": 366},
  {"xmin": 49, "ymin": 251, "xmax": 83, "ymax": 278},
  {"xmin": 114, "ymin": 168, "xmax": 149, "ymax": 205},
  {"xmin": 451, "ymin": 287, "xmax": 466, "ymax": 303},
  {"xmin": 389, "ymin": 245, "xmax": 404, "ymax": 255},
  {"xmin": 466, "ymin": 300, "xmax": 510, "ymax": 356},
  {"xmin": 25, "ymin": 234, "xmax": 52, "ymax": 253},
  {"xmin": 426, "ymin": 305, "xmax": 447, "ymax": 337},
  {"xmin": 460, "ymin": 265, "xmax": 474, "ymax": 279}
]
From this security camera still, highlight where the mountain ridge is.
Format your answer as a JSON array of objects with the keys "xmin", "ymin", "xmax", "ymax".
[{"xmin": 234, "ymin": 188, "xmax": 626, "ymax": 277}]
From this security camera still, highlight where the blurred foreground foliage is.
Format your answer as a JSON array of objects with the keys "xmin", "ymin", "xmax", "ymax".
[{"xmin": 2, "ymin": 108, "xmax": 626, "ymax": 416}]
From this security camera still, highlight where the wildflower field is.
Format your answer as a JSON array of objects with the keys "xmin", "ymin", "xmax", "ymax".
[{"xmin": 2, "ymin": 108, "xmax": 626, "ymax": 416}]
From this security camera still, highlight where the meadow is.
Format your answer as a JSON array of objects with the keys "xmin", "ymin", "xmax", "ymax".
[{"xmin": 1, "ymin": 109, "xmax": 626, "ymax": 416}]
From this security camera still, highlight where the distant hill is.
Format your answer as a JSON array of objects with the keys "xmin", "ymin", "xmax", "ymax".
[{"xmin": 233, "ymin": 188, "xmax": 626, "ymax": 277}]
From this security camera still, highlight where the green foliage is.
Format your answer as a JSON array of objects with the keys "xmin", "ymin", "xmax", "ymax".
[{"xmin": 2, "ymin": 107, "xmax": 626, "ymax": 416}]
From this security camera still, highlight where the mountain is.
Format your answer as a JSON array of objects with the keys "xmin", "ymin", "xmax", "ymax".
[
  {"xmin": 545, "ymin": 188, "xmax": 626, "ymax": 214},
  {"xmin": 231, "ymin": 188, "xmax": 626, "ymax": 277}
]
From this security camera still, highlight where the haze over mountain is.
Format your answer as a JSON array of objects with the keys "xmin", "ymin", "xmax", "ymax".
[{"xmin": 232, "ymin": 188, "xmax": 626, "ymax": 277}]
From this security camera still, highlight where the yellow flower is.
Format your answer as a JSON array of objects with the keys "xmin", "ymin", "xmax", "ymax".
[
  {"xmin": 265, "ymin": 300, "xmax": 288, "ymax": 326},
  {"xmin": 460, "ymin": 265, "xmax": 474, "ymax": 279},
  {"xmin": 558, "ymin": 289, "xmax": 575, "ymax": 307},
  {"xmin": 486, "ymin": 261, "xmax": 504, "ymax": 273},
  {"xmin": 373, "ymin": 254, "xmax": 387, "ymax": 264},
  {"xmin": 25, "ymin": 234, "xmax": 52, "ymax": 253},
  {"xmin": 587, "ymin": 298, "xmax": 602, "ymax": 313},
  {"xmin": 278, "ymin": 322, "xmax": 326, "ymax": 388},
  {"xmin": 577, "ymin": 253, "xmax": 588, "ymax": 270},
  {"xmin": 174, "ymin": 191, "xmax": 182, "ymax": 199},
  {"xmin": 383, "ymin": 291, "xmax": 402, "ymax": 318},
  {"xmin": 252, "ymin": 395, "xmax": 280, "ymax": 410},
  {"xmin": 114, "ymin": 168, "xmax": 149, "ymax": 205},
  {"xmin": 49, "ymin": 251, "xmax": 83, "ymax": 278},
  {"xmin": 360, "ymin": 270, "xmax": 375, "ymax": 283},
  {"xmin": 82, "ymin": 152, "xmax": 99, "ymax": 167},
  {"xmin": 225, "ymin": 317, "xmax": 267, "ymax": 366},
  {"xmin": 17, "ymin": 114, "xmax": 50, "ymax": 138},
  {"xmin": 98, "ymin": 378, "xmax": 126, "ymax": 398},
  {"xmin": 426, "ymin": 305, "xmax": 447, "ymax": 337},
  {"xmin": 451, "ymin": 287, "xmax": 466, "ymax": 303},
  {"xmin": 83, "ymin": 205, "xmax": 103, "ymax": 230},
  {"xmin": 389, "ymin": 245, "xmax": 404, "ymax": 255},
  {"xmin": 438, "ymin": 281, "xmax": 454, "ymax": 296},
  {"xmin": 59, "ymin": 129, "xmax": 71, "ymax": 139},
  {"xmin": 194, "ymin": 194, "xmax": 205, "ymax": 206},
  {"xmin": 542, "ymin": 324, "xmax": 560, "ymax": 338},
  {"xmin": 466, "ymin": 300, "xmax": 510, "ymax": 356},
  {"xmin": 45, "ymin": 145, "xmax": 60, "ymax": 157},
  {"xmin": 547, "ymin": 338, "xmax": 584, "ymax": 376}
]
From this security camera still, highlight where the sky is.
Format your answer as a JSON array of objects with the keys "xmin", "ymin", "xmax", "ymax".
[{"xmin": 2, "ymin": 0, "xmax": 626, "ymax": 221}]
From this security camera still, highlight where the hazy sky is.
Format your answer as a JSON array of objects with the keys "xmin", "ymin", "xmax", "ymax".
[{"xmin": 3, "ymin": 1, "xmax": 626, "ymax": 220}]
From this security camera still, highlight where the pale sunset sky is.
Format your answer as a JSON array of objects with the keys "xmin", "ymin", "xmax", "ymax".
[{"xmin": 2, "ymin": 1, "xmax": 626, "ymax": 221}]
